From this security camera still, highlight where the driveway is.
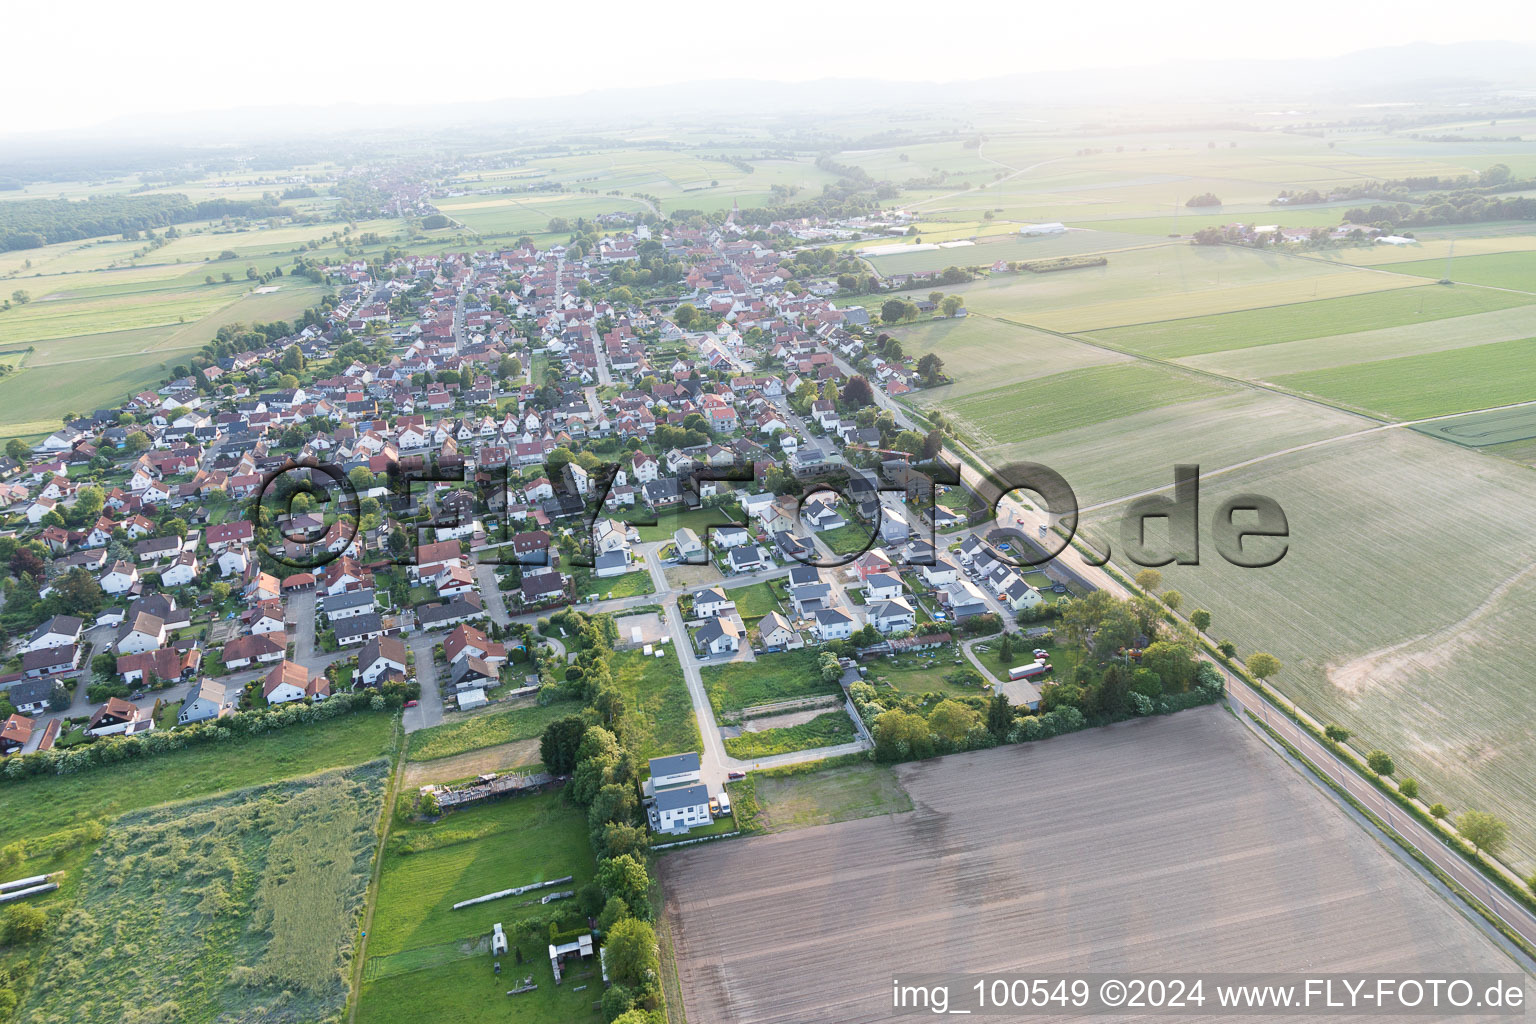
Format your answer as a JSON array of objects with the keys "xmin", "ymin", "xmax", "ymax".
[{"xmin": 404, "ymin": 634, "xmax": 445, "ymax": 733}]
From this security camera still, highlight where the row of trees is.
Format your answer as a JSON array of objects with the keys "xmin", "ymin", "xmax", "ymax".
[{"xmin": 537, "ymin": 609, "xmax": 669, "ymax": 1024}]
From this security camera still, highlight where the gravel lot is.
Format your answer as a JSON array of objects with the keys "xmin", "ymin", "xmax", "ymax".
[{"xmin": 660, "ymin": 707, "xmax": 1529, "ymax": 1023}]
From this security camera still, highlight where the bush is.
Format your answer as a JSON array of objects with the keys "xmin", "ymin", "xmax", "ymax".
[
  {"xmin": 1398, "ymin": 778, "xmax": 1419, "ymax": 800},
  {"xmin": 1365, "ymin": 749, "xmax": 1395, "ymax": 776}
]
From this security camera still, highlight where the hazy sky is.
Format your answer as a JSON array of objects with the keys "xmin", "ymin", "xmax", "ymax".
[{"xmin": 4, "ymin": 0, "xmax": 1530, "ymax": 135}]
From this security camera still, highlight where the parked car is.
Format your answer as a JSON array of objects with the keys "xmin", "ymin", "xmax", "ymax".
[
  {"xmin": 404, "ymin": 699, "xmax": 419, "ymax": 708},
  {"xmin": 1033, "ymin": 649, "xmax": 1049, "ymax": 659},
  {"xmin": 727, "ymin": 770, "xmax": 746, "ymax": 780}
]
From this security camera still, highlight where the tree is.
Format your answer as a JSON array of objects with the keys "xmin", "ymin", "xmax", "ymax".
[
  {"xmin": 125, "ymin": 430, "xmax": 150, "ymax": 453},
  {"xmin": 997, "ymin": 634, "xmax": 1015, "ymax": 664},
  {"xmin": 916, "ymin": 353, "xmax": 944, "ymax": 382},
  {"xmin": 1161, "ymin": 589, "xmax": 1182, "ymax": 612},
  {"xmin": 1140, "ymin": 641, "xmax": 1198, "ymax": 693},
  {"xmin": 880, "ymin": 298, "xmax": 916, "ymax": 324},
  {"xmin": 597, "ymin": 896, "xmax": 632, "ymax": 932},
  {"xmin": 841, "ymin": 375, "xmax": 875, "ymax": 409},
  {"xmin": 604, "ymin": 917, "xmax": 660, "ymax": 989},
  {"xmin": 10, "ymin": 290, "xmax": 30, "ymax": 305},
  {"xmin": 1429, "ymin": 802, "xmax": 1448, "ymax": 819},
  {"xmin": 542, "ymin": 715, "xmax": 588, "ymax": 774},
  {"xmin": 872, "ymin": 709, "xmax": 932, "ymax": 762},
  {"xmin": 986, "ymin": 691, "xmax": 1013, "ymax": 740},
  {"xmin": 4, "ymin": 438, "xmax": 27, "ymax": 461},
  {"xmin": 597, "ymin": 854, "xmax": 651, "ymax": 914},
  {"xmin": 1245, "ymin": 652, "xmax": 1281, "ymax": 682},
  {"xmin": 1133, "ymin": 568, "xmax": 1162, "ymax": 592},
  {"xmin": 673, "ymin": 303, "xmax": 698, "ymax": 329},
  {"xmin": 1455, "ymin": 810, "xmax": 1508, "ymax": 855},
  {"xmin": 1365, "ymin": 749, "xmax": 1395, "ymax": 776},
  {"xmin": 940, "ymin": 295, "xmax": 964, "ymax": 317},
  {"xmin": 928, "ymin": 699, "xmax": 982, "ymax": 743},
  {"xmin": 1323, "ymin": 724, "xmax": 1351, "ymax": 745},
  {"xmin": 348, "ymin": 465, "xmax": 375, "ymax": 492},
  {"xmin": 1, "ymin": 904, "xmax": 48, "ymax": 944},
  {"xmin": 1189, "ymin": 609, "xmax": 1211, "ymax": 634},
  {"xmin": 1398, "ymin": 778, "xmax": 1419, "ymax": 800},
  {"xmin": 1217, "ymin": 640, "xmax": 1237, "ymax": 660}
]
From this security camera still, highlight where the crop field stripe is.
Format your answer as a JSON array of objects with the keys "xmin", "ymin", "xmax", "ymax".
[
  {"xmin": 1273, "ymin": 336, "xmax": 1536, "ymax": 421},
  {"xmin": 1081, "ymin": 284, "xmax": 1536, "ymax": 360}
]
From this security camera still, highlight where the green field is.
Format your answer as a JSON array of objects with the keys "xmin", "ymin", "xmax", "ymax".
[
  {"xmin": 1274, "ymin": 335, "xmax": 1536, "ymax": 420},
  {"xmin": 727, "ymin": 580, "xmax": 785, "ymax": 621},
  {"xmin": 701, "ymin": 648, "xmax": 842, "ymax": 714},
  {"xmin": 632, "ymin": 503, "xmax": 746, "ymax": 543},
  {"xmin": 360, "ymin": 790, "xmax": 601, "ymax": 1024},
  {"xmin": 931, "ymin": 362, "xmax": 1228, "ymax": 449},
  {"xmin": 1386, "ymin": 250, "xmax": 1536, "ymax": 291},
  {"xmin": 724, "ymin": 710, "xmax": 858, "ymax": 758},
  {"xmin": 863, "ymin": 229, "xmax": 1154, "ymax": 276},
  {"xmin": 572, "ymin": 565, "xmax": 655, "ymax": 600},
  {"xmin": 1086, "ymin": 284, "xmax": 1536, "ymax": 359},
  {"xmin": 729, "ymin": 762, "xmax": 914, "ymax": 833},
  {"xmin": 611, "ymin": 647, "xmax": 701, "ymax": 760},
  {"xmin": 946, "ymin": 244, "xmax": 1420, "ymax": 333},
  {"xmin": 19, "ymin": 762, "xmax": 388, "ymax": 1024},
  {"xmin": 406, "ymin": 700, "xmax": 580, "ymax": 763},
  {"xmin": 0, "ymin": 711, "xmax": 398, "ymax": 844}
]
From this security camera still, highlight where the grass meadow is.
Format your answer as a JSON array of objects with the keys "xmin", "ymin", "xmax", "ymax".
[
  {"xmin": 406, "ymin": 700, "xmax": 581, "ymax": 763},
  {"xmin": 358, "ymin": 790, "xmax": 601, "ymax": 1024},
  {"xmin": 18, "ymin": 762, "xmax": 389, "ymax": 1024},
  {"xmin": 724, "ymin": 710, "xmax": 857, "ymax": 759},
  {"xmin": 0, "ymin": 711, "xmax": 398, "ymax": 845},
  {"xmin": 702, "ymin": 648, "xmax": 842, "ymax": 714},
  {"xmin": 610, "ymin": 647, "xmax": 701, "ymax": 760}
]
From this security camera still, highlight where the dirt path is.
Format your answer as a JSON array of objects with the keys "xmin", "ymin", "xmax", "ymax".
[{"xmin": 401, "ymin": 738, "xmax": 541, "ymax": 787}]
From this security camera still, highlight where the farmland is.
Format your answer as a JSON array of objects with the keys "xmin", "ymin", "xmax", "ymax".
[
  {"xmin": 662, "ymin": 710, "xmax": 1525, "ymax": 1023},
  {"xmin": 19, "ymin": 762, "xmax": 389, "ymax": 1024},
  {"xmin": 1091, "ymin": 428, "xmax": 1536, "ymax": 869},
  {"xmin": 701, "ymin": 648, "xmax": 842, "ymax": 713},
  {"xmin": 358, "ymin": 790, "xmax": 601, "ymax": 1024},
  {"xmin": 1387, "ymin": 250, "xmax": 1536, "ymax": 291},
  {"xmin": 610, "ymin": 647, "xmax": 701, "ymax": 760},
  {"xmin": 927, "ymin": 362, "xmax": 1228, "ymax": 450},
  {"xmin": 1086, "ymin": 283, "xmax": 1536, "ymax": 359},
  {"xmin": 1274, "ymin": 335, "xmax": 1536, "ymax": 419}
]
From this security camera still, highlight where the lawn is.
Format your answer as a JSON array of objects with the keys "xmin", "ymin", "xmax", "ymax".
[
  {"xmin": 817, "ymin": 519, "xmax": 876, "ymax": 557},
  {"xmin": 1274, "ymin": 335, "xmax": 1536, "ymax": 420},
  {"xmin": 724, "ymin": 710, "xmax": 858, "ymax": 758},
  {"xmin": 406, "ymin": 699, "xmax": 581, "ymax": 762},
  {"xmin": 727, "ymin": 580, "xmax": 785, "ymax": 621},
  {"xmin": 632, "ymin": 503, "xmax": 746, "ymax": 544},
  {"xmin": 862, "ymin": 650, "xmax": 991, "ymax": 697},
  {"xmin": 19, "ymin": 762, "xmax": 389, "ymax": 1024},
  {"xmin": 728, "ymin": 762, "xmax": 913, "ymax": 833},
  {"xmin": 571, "ymin": 565, "xmax": 655, "ymax": 600},
  {"xmin": 701, "ymin": 648, "xmax": 842, "ymax": 714},
  {"xmin": 365, "ymin": 790, "xmax": 595, "ymax": 959},
  {"xmin": 610, "ymin": 647, "xmax": 701, "ymax": 760},
  {"xmin": 357, "ymin": 946, "xmax": 602, "ymax": 1024},
  {"xmin": 0, "ymin": 710, "xmax": 399, "ymax": 845},
  {"xmin": 1085, "ymin": 283, "xmax": 1535, "ymax": 359}
]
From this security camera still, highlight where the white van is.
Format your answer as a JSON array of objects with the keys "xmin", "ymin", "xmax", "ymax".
[{"xmin": 717, "ymin": 791, "xmax": 732, "ymax": 817}]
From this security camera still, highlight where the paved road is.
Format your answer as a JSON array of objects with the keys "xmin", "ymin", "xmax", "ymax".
[
  {"xmin": 288, "ymin": 589, "xmax": 317, "ymax": 661},
  {"xmin": 404, "ymin": 634, "xmax": 445, "ymax": 733}
]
